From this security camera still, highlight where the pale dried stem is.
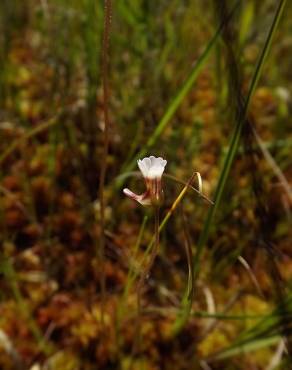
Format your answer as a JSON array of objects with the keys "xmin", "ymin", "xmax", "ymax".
[
  {"xmin": 238, "ymin": 255, "xmax": 264, "ymax": 298},
  {"xmin": 265, "ymin": 339, "xmax": 286, "ymax": 370},
  {"xmin": 252, "ymin": 126, "xmax": 292, "ymax": 207}
]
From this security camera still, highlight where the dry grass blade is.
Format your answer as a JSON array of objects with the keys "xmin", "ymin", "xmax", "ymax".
[
  {"xmin": 181, "ymin": 206, "xmax": 194, "ymax": 301},
  {"xmin": 238, "ymin": 255, "xmax": 264, "ymax": 298},
  {"xmin": 266, "ymin": 339, "xmax": 286, "ymax": 370},
  {"xmin": 160, "ymin": 172, "xmax": 201, "ymax": 232},
  {"xmin": 252, "ymin": 126, "xmax": 292, "ymax": 206}
]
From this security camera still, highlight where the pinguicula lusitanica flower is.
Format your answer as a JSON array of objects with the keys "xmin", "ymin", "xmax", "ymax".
[{"xmin": 123, "ymin": 156, "xmax": 167, "ymax": 206}]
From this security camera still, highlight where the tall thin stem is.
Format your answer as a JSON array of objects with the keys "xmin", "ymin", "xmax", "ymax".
[
  {"xmin": 134, "ymin": 207, "xmax": 160, "ymax": 355},
  {"xmin": 99, "ymin": 0, "xmax": 112, "ymax": 325}
]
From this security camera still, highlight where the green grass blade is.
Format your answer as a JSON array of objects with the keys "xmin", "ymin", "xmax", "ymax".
[
  {"xmin": 0, "ymin": 257, "xmax": 53, "ymax": 355},
  {"xmin": 204, "ymin": 294, "xmax": 292, "ymax": 361},
  {"xmin": 207, "ymin": 335, "xmax": 281, "ymax": 361},
  {"xmin": 173, "ymin": 0, "xmax": 287, "ymax": 334},
  {"xmin": 206, "ymin": 299, "xmax": 290, "ymax": 361},
  {"xmin": 193, "ymin": 0, "xmax": 287, "ymax": 283},
  {"xmin": 116, "ymin": 1, "xmax": 240, "ymax": 189}
]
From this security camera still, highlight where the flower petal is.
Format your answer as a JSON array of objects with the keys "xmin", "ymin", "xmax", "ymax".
[
  {"xmin": 123, "ymin": 188, "xmax": 151, "ymax": 206},
  {"xmin": 138, "ymin": 156, "xmax": 167, "ymax": 179},
  {"xmin": 143, "ymin": 157, "xmax": 151, "ymax": 170},
  {"xmin": 148, "ymin": 164, "xmax": 165, "ymax": 179},
  {"xmin": 137, "ymin": 159, "xmax": 148, "ymax": 178},
  {"xmin": 149, "ymin": 156, "xmax": 156, "ymax": 166}
]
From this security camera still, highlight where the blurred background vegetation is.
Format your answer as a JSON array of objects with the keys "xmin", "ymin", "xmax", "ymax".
[{"xmin": 0, "ymin": 0, "xmax": 292, "ymax": 369}]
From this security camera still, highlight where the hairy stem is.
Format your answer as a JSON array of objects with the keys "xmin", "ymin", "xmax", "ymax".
[{"xmin": 99, "ymin": 0, "xmax": 112, "ymax": 325}]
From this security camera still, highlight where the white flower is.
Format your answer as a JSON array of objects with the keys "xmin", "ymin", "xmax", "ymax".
[
  {"xmin": 123, "ymin": 156, "xmax": 167, "ymax": 206},
  {"xmin": 137, "ymin": 156, "xmax": 167, "ymax": 179}
]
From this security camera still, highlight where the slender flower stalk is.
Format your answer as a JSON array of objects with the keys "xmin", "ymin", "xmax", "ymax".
[
  {"xmin": 123, "ymin": 155, "xmax": 166, "ymax": 354},
  {"xmin": 123, "ymin": 161, "xmax": 207, "ymax": 354}
]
